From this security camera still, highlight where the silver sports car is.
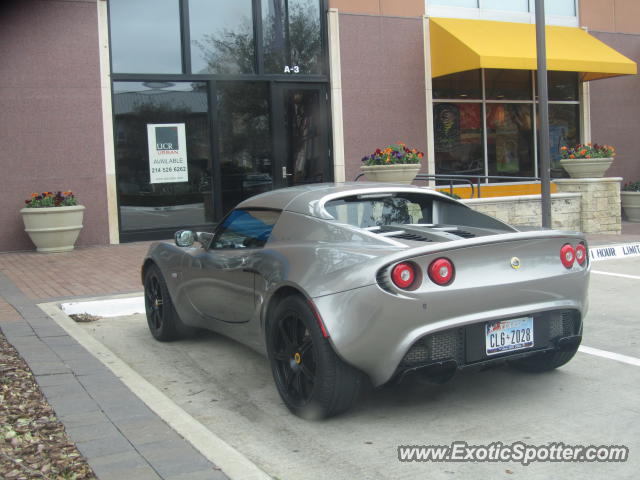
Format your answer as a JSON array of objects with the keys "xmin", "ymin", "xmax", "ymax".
[{"xmin": 142, "ymin": 183, "xmax": 589, "ymax": 419}]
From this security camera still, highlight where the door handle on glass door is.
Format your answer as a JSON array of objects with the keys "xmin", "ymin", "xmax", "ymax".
[{"xmin": 282, "ymin": 167, "xmax": 293, "ymax": 178}]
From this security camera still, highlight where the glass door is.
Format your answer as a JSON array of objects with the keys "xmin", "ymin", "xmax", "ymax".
[{"xmin": 272, "ymin": 84, "xmax": 331, "ymax": 187}]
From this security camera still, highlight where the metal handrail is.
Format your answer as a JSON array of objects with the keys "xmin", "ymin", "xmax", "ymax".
[{"xmin": 353, "ymin": 173, "xmax": 541, "ymax": 199}]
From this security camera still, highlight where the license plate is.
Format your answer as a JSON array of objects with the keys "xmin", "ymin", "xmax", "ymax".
[{"xmin": 485, "ymin": 317, "xmax": 534, "ymax": 356}]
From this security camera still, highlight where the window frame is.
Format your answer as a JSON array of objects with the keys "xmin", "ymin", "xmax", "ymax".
[
  {"xmin": 432, "ymin": 69, "xmax": 581, "ymax": 181},
  {"xmin": 108, "ymin": 0, "xmax": 330, "ymax": 79},
  {"xmin": 425, "ymin": 0, "xmax": 579, "ymax": 27}
]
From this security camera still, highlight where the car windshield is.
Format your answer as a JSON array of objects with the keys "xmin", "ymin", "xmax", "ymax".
[{"xmin": 325, "ymin": 193, "xmax": 433, "ymax": 228}]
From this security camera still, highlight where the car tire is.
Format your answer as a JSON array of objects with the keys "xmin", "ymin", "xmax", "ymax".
[
  {"xmin": 144, "ymin": 264, "xmax": 184, "ymax": 342},
  {"xmin": 509, "ymin": 344, "xmax": 580, "ymax": 372},
  {"xmin": 267, "ymin": 295, "xmax": 364, "ymax": 420}
]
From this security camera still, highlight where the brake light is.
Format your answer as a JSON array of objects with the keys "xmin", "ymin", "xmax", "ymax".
[
  {"xmin": 575, "ymin": 243, "xmax": 587, "ymax": 265},
  {"xmin": 560, "ymin": 244, "xmax": 576, "ymax": 269},
  {"xmin": 428, "ymin": 258, "xmax": 454, "ymax": 286},
  {"xmin": 391, "ymin": 262, "xmax": 417, "ymax": 289}
]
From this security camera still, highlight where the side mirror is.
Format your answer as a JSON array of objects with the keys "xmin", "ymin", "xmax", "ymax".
[{"xmin": 174, "ymin": 230, "xmax": 195, "ymax": 247}]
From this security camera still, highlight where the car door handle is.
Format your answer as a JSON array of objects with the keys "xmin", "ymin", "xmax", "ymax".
[{"xmin": 242, "ymin": 268, "xmax": 260, "ymax": 274}]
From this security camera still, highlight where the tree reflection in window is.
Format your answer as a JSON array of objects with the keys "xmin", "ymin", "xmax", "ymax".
[
  {"xmin": 190, "ymin": 0, "xmax": 255, "ymax": 74},
  {"xmin": 262, "ymin": 0, "xmax": 323, "ymax": 75}
]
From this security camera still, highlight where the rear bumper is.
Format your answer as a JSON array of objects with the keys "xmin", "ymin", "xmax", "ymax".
[
  {"xmin": 313, "ymin": 280, "xmax": 587, "ymax": 386},
  {"xmin": 392, "ymin": 311, "xmax": 581, "ymax": 383}
]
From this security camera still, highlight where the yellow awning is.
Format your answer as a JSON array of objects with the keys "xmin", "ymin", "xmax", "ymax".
[{"xmin": 430, "ymin": 17, "xmax": 637, "ymax": 81}]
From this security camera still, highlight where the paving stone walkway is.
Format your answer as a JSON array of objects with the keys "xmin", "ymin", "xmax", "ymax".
[{"xmin": 0, "ymin": 242, "xmax": 228, "ymax": 480}]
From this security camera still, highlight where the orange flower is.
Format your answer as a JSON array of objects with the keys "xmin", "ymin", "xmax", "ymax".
[
  {"xmin": 560, "ymin": 146, "xmax": 567, "ymax": 151},
  {"xmin": 569, "ymin": 154, "xmax": 576, "ymax": 159},
  {"xmin": 31, "ymin": 193, "xmax": 38, "ymax": 197},
  {"xmin": 580, "ymin": 149, "xmax": 587, "ymax": 156},
  {"xmin": 418, "ymin": 153, "xmax": 424, "ymax": 158},
  {"xmin": 586, "ymin": 155, "xmax": 591, "ymax": 158}
]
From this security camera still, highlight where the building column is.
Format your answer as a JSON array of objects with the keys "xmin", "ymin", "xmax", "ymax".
[
  {"xmin": 555, "ymin": 177, "xmax": 622, "ymax": 234},
  {"xmin": 422, "ymin": 15, "xmax": 435, "ymax": 184},
  {"xmin": 328, "ymin": 8, "xmax": 346, "ymax": 183},
  {"xmin": 97, "ymin": 0, "xmax": 119, "ymax": 244}
]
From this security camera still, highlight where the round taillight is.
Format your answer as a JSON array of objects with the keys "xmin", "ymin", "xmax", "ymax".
[
  {"xmin": 560, "ymin": 244, "xmax": 576, "ymax": 269},
  {"xmin": 391, "ymin": 262, "xmax": 416, "ymax": 289},
  {"xmin": 428, "ymin": 258, "xmax": 454, "ymax": 286},
  {"xmin": 575, "ymin": 243, "xmax": 587, "ymax": 265}
]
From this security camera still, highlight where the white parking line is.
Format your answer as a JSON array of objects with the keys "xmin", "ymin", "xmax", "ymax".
[
  {"xmin": 591, "ymin": 270, "xmax": 640, "ymax": 280},
  {"xmin": 579, "ymin": 345, "xmax": 640, "ymax": 367}
]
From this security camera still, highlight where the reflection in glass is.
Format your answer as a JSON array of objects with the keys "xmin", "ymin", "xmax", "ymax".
[
  {"xmin": 548, "ymin": 71, "xmax": 579, "ymax": 101},
  {"xmin": 433, "ymin": 70, "xmax": 482, "ymax": 100},
  {"xmin": 284, "ymin": 89, "xmax": 326, "ymax": 185},
  {"xmin": 262, "ymin": 0, "xmax": 323, "ymax": 74},
  {"xmin": 483, "ymin": 0, "xmax": 528, "ymax": 11},
  {"xmin": 434, "ymin": 103, "xmax": 484, "ymax": 176},
  {"xmin": 217, "ymin": 82, "xmax": 273, "ymax": 214},
  {"xmin": 486, "ymin": 104, "xmax": 534, "ymax": 177},
  {"xmin": 109, "ymin": 0, "xmax": 182, "ymax": 74},
  {"xmin": 548, "ymin": 104, "xmax": 579, "ymax": 177},
  {"xmin": 113, "ymin": 82, "xmax": 213, "ymax": 231},
  {"xmin": 485, "ymin": 69, "xmax": 531, "ymax": 100},
  {"xmin": 189, "ymin": 0, "xmax": 255, "ymax": 74}
]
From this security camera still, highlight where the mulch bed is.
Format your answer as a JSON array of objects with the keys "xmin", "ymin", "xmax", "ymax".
[{"xmin": 0, "ymin": 331, "xmax": 96, "ymax": 480}]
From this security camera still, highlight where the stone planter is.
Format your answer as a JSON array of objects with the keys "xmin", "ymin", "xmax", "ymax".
[
  {"xmin": 360, "ymin": 164, "xmax": 421, "ymax": 184},
  {"xmin": 20, "ymin": 205, "xmax": 85, "ymax": 253},
  {"xmin": 621, "ymin": 191, "xmax": 640, "ymax": 222},
  {"xmin": 559, "ymin": 157, "xmax": 614, "ymax": 178}
]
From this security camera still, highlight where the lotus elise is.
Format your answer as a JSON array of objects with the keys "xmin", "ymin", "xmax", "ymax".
[{"xmin": 142, "ymin": 183, "xmax": 589, "ymax": 418}]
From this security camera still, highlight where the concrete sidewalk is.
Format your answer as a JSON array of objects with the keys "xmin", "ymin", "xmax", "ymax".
[{"xmin": 1, "ymin": 223, "xmax": 639, "ymax": 479}]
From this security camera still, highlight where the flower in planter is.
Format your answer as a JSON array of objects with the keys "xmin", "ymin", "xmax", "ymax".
[
  {"xmin": 560, "ymin": 143, "xmax": 616, "ymax": 160},
  {"xmin": 622, "ymin": 181, "xmax": 640, "ymax": 192},
  {"xmin": 24, "ymin": 191, "xmax": 78, "ymax": 208},
  {"xmin": 362, "ymin": 143, "xmax": 424, "ymax": 166}
]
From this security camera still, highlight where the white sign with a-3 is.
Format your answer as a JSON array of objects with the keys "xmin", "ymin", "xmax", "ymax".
[{"xmin": 147, "ymin": 123, "xmax": 188, "ymax": 184}]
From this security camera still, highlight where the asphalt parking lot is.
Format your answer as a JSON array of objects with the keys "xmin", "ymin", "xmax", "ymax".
[{"xmin": 49, "ymin": 254, "xmax": 640, "ymax": 480}]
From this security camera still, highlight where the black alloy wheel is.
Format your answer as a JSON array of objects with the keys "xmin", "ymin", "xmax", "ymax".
[
  {"xmin": 272, "ymin": 310, "xmax": 317, "ymax": 407},
  {"xmin": 267, "ymin": 295, "xmax": 364, "ymax": 419},
  {"xmin": 143, "ymin": 264, "xmax": 181, "ymax": 341}
]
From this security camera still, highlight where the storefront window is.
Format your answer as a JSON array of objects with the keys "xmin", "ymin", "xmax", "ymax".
[
  {"xmin": 113, "ymin": 82, "xmax": 214, "ymax": 232},
  {"xmin": 189, "ymin": 0, "xmax": 255, "ymax": 74},
  {"xmin": 433, "ymin": 69, "xmax": 579, "ymax": 180},
  {"xmin": 485, "ymin": 69, "xmax": 531, "ymax": 100},
  {"xmin": 548, "ymin": 71, "xmax": 579, "ymax": 101},
  {"xmin": 262, "ymin": 0, "xmax": 324, "ymax": 74},
  {"xmin": 434, "ymin": 103, "xmax": 484, "ymax": 175},
  {"xmin": 109, "ymin": 0, "xmax": 182, "ymax": 74},
  {"xmin": 433, "ymin": 70, "xmax": 482, "ymax": 100},
  {"xmin": 548, "ymin": 104, "xmax": 580, "ymax": 175},
  {"xmin": 217, "ymin": 82, "xmax": 273, "ymax": 214},
  {"xmin": 487, "ymin": 104, "xmax": 534, "ymax": 177}
]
